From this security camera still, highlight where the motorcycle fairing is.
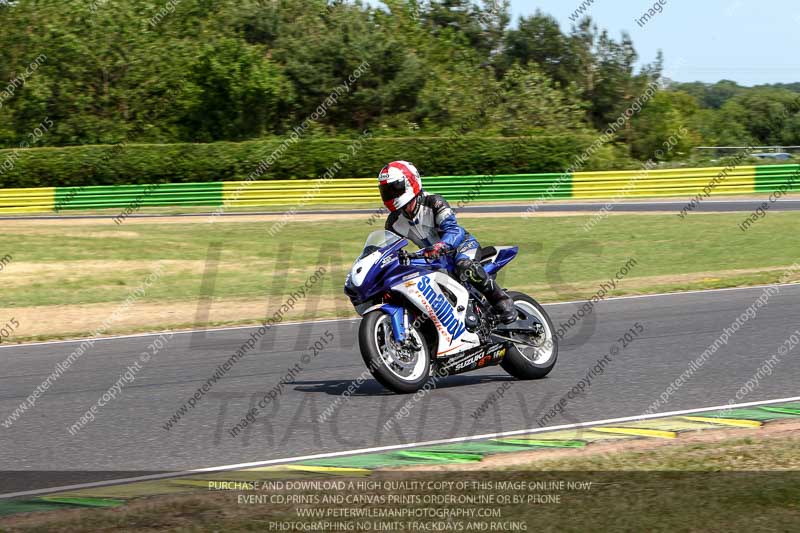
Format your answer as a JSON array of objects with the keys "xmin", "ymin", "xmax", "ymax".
[
  {"xmin": 392, "ymin": 271, "xmax": 481, "ymax": 358},
  {"xmin": 348, "ymin": 236, "xmax": 434, "ymax": 307},
  {"xmin": 347, "ymin": 230, "xmax": 518, "ymax": 358},
  {"xmin": 439, "ymin": 342, "xmax": 508, "ymax": 376},
  {"xmin": 482, "ymin": 246, "xmax": 519, "ymax": 277}
]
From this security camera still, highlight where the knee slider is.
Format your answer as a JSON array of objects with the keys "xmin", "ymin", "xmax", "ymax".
[
  {"xmin": 455, "ymin": 259, "xmax": 472, "ymax": 282},
  {"xmin": 458, "ymin": 259, "xmax": 488, "ymax": 286}
]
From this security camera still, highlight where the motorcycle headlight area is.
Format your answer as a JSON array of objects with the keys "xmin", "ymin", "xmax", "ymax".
[{"xmin": 350, "ymin": 251, "xmax": 381, "ymax": 287}]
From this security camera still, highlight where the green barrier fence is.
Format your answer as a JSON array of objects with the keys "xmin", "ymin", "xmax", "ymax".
[{"xmin": 0, "ymin": 164, "xmax": 798, "ymax": 214}]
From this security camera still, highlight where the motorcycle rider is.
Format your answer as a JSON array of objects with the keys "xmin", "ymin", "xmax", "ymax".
[{"xmin": 378, "ymin": 160, "xmax": 517, "ymax": 324}]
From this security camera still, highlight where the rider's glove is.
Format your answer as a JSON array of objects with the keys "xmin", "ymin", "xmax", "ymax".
[{"xmin": 423, "ymin": 242, "xmax": 449, "ymax": 260}]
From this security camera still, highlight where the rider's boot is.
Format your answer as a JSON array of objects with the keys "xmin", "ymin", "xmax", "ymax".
[
  {"xmin": 484, "ymin": 279, "xmax": 517, "ymax": 324},
  {"xmin": 457, "ymin": 258, "xmax": 517, "ymax": 324}
]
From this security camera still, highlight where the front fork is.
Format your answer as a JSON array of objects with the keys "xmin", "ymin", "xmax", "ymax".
[{"xmin": 379, "ymin": 304, "xmax": 408, "ymax": 344}]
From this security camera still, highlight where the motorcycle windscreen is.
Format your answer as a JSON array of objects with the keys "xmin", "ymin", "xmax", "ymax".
[{"xmin": 357, "ymin": 230, "xmax": 402, "ymax": 260}]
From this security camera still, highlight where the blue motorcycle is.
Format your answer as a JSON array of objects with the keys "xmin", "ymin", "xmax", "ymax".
[{"xmin": 344, "ymin": 230, "xmax": 558, "ymax": 393}]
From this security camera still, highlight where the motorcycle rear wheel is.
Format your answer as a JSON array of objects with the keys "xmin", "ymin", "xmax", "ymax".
[
  {"xmin": 500, "ymin": 291, "xmax": 558, "ymax": 380},
  {"xmin": 359, "ymin": 310, "xmax": 431, "ymax": 394}
]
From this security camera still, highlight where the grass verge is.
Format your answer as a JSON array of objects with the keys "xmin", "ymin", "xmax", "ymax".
[{"xmin": 2, "ymin": 422, "xmax": 798, "ymax": 532}]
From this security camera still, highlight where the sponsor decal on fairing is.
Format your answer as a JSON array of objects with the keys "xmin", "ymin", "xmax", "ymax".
[{"xmin": 416, "ymin": 276, "xmax": 467, "ymax": 342}]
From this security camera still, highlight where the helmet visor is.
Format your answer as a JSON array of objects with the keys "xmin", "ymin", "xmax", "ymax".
[{"xmin": 379, "ymin": 180, "xmax": 407, "ymax": 203}]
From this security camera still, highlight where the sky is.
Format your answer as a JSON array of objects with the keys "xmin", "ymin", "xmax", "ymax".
[{"xmin": 509, "ymin": 0, "xmax": 800, "ymax": 86}]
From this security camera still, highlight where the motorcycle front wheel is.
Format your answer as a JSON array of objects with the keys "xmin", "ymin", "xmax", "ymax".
[
  {"xmin": 359, "ymin": 310, "xmax": 431, "ymax": 394},
  {"xmin": 500, "ymin": 291, "xmax": 558, "ymax": 380}
]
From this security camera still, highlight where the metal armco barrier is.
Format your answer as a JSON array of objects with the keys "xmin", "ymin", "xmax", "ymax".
[{"xmin": 1, "ymin": 164, "xmax": 798, "ymax": 214}]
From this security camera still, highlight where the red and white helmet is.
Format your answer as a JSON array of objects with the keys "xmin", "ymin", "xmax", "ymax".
[{"xmin": 378, "ymin": 160, "xmax": 422, "ymax": 212}]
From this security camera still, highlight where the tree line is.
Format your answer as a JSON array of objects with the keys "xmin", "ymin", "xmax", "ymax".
[{"xmin": 0, "ymin": 0, "xmax": 798, "ymax": 169}]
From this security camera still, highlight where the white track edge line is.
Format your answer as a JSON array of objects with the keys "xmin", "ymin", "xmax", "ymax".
[
  {"xmin": 545, "ymin": 281, "xmax": 800, "ymax": 306},
  {"xmin": 0, "ymin": 316, "xmax": 360, "ymax": 350},
  {"xmin": 1, "ymin": 395, "xmax": 799, "ymax": 500},
  {"xmin": 3, "ymin": 282, "xmax": 799, "ymax": 350}
]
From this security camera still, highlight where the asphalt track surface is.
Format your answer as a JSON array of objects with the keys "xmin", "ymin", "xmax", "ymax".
[
  {"xmin": 3, "ymin": 199, "xmax": 800, "ymax": 221},
  {"xmin": 2, "ymin": 283, "xmax": 799, "ymax": 494}
]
